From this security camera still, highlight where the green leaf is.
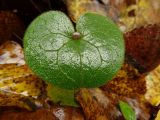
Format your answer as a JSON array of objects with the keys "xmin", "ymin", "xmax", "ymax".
[
  {"xmin": 119, "ymin": 101, "xmax": 136, "ymax": 120},
  {"xmin": 47, "ymin": 84, "xmax": 79, "ymax": 107},
  {"xmin": 23, "ymin": 11, "xmax": 124, "ymax": 89}
]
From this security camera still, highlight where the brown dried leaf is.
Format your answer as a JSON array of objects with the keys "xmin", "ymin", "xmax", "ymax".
[
  {"xmin": 101, "ymin": 63, "xmax": 146, "ymax": 98},
  {"xmin": 124, "ymin": 24, "xmax": 160, "ymax": 72}
]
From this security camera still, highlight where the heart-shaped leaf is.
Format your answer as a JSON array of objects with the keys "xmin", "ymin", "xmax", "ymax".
[{"xmin": 24, "ymin": 11, "xmax": 124, "ymax": 89}]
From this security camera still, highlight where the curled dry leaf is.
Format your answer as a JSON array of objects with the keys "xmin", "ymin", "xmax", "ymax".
[
  {"xmin": 124, "ymin": 24, "xmax": 160, "ymax": 73},
  {"xmin": 0, "ymin": 11, "xmax": 24, "ymax": 45}
]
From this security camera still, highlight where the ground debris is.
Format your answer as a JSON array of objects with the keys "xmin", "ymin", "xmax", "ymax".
[
  {"xmin": 101, "ymin": 63, "xmax": 146, "ymax": 98},
  {"xmin": 76, "ymin": 88, "xmax": 150, "ymax": 120}
]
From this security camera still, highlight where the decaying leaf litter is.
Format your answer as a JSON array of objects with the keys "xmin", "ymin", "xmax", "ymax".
[{"xmin": 0, "ymin": 0, "xmax": 160, "ymax": 120}]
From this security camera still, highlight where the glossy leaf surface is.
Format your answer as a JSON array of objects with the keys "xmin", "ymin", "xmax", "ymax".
[{"xmin": 24, "ymin": 11, "xmax": 124, "ymax": 89}]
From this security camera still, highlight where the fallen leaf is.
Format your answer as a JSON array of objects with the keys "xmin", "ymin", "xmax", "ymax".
[
  {"xmin": 101, "ymin": 63, "xmax": 146, "ymax": 98},
  {"xmin": 124, "ymin": 24, "xmax": 160, "ymax": 73},
  {"xmin": 0, "ymin": 64, "xmax": 45, "ymax": 110}
]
